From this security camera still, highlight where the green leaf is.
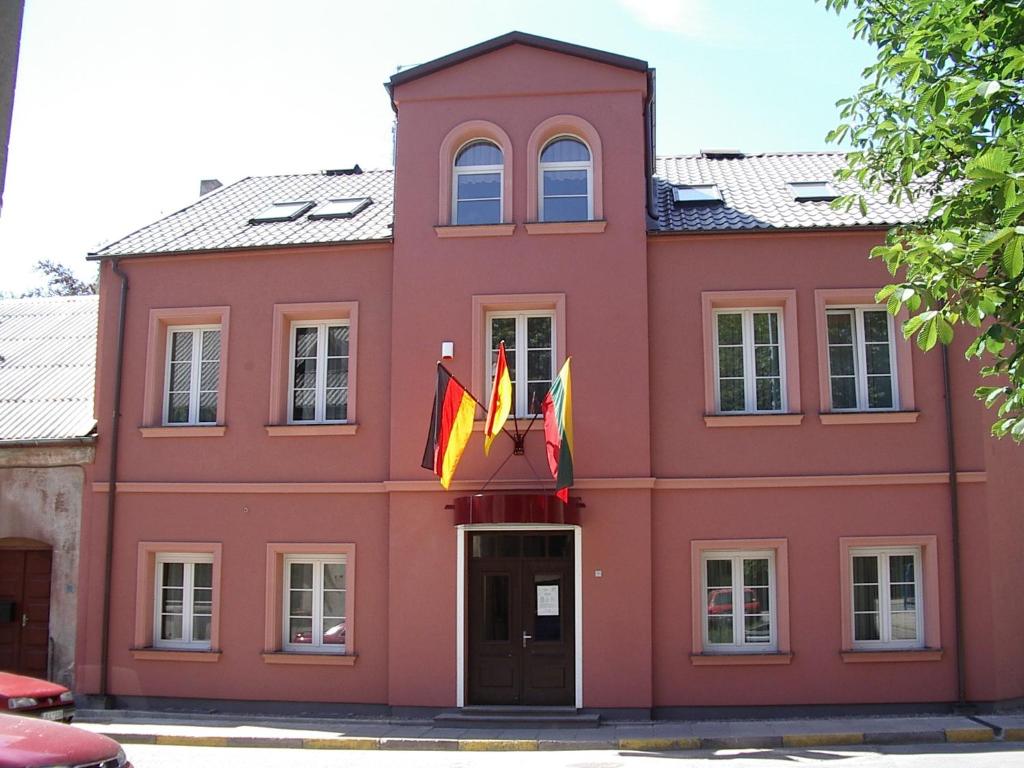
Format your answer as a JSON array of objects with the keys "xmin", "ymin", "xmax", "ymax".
[
  {"xmin": 917, "ymin": 316, "xmax": 939, "ymax": 350},
  {"xmin": 1003, "ymin": 238, "xmax": 1024, "ymax": 278},
  {"xmin": 936, "ymin": 317, "xmax": 955, "ymax": 345},
  {"xmin": 977, "ymin": 80, "xmax": 1001, "ymax": 98}
]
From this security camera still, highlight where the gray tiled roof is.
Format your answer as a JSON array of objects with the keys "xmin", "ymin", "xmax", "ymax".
[
  {"xmin": 93, "ymin": 170, "xmax": 394, "ymax": 257},
  {"xmin": 652, "ymin": 152, "xmax": 929, "ymax": 233},
  {"xmin": 0, "ymin": 295, "xmax": 98, "ymax": 441},
  {"xmin": 91, "ymin": 153, "xmax": 928, "ymax": 258}
]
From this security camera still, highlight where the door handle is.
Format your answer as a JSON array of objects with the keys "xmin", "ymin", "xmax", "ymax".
[
  {"xmin": 522, "ymin": 631, "xmax": 532, "ymax": 648},
  {"xmin": 21, "ymin": 613, "xmax": 27, "ymax": 628}
]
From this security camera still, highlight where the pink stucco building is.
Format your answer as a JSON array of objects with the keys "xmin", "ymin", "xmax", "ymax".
[{"xmin": 75, "ymin": 33, "xmax": 1023, "ymax": 719}]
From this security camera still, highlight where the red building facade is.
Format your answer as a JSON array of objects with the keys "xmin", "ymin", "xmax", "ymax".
[{"xmin": 75, "ymin": 33, "xmax": 1023, "ymax": 717}]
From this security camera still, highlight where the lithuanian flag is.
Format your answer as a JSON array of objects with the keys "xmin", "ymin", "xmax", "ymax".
[
  {"xmin": 541, "ymin": 357, "xmax": 574, "ymax": 502},
  {"xmin": 421, "ymin": 364, "xmax": 476, "ymax": 489},
  {"xmin": 483, "ymin": 341, "xmax": 512, "ymax": 455}
]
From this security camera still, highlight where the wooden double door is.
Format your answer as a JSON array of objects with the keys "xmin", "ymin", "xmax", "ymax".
[
  {"xmin": 0, "ymin": 549, "xmax": 52, "ymax": 677},
  {"xmin": 467, "ymin": 531, "xmax": 575, "ymax": 706}
]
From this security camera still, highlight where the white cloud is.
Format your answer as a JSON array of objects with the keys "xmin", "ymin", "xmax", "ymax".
[{"xmin": 617, "ymin": 0, "xmax": 735, "ymax": 43}]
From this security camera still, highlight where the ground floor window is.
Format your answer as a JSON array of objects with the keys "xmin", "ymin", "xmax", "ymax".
[
  {"xmin": 282, "ymin": 555, "xmax": 347, "ymax": 653},
  {"xmin": 154, "ymin": 554, "xmax": 214, "ymax": 649},
  {"xmin": 701, "ymin": 550, "xmax": 776, "ymax": 652},
  {"xmin": 849, "ymin": 547, "xmax": 923, "ymax": 649}
]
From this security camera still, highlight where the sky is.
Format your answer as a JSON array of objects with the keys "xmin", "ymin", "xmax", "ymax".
[{"xmin": 0, "ymin": 0, "xmax": 875, "ymax": 295}]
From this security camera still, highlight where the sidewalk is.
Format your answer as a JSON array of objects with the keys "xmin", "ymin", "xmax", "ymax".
[{"xmin": 73, "ymin": 709, "xmax": 1024, "ymax": 752}]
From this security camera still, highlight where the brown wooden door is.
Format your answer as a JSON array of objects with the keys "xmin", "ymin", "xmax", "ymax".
[
  {"xmin": 0, "ymin": 550, "xmax": 52, "ymax": 677},
  {"xmin": 467, "ymin": 532, "xmax": 574, "ymax": 706}
]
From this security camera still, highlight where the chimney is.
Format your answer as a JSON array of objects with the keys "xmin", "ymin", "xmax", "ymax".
[{"xmin": 200, "ymin": 179, "xmax": 222, "ymax": 196}]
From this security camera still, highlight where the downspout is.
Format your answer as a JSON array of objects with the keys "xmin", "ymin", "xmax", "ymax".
[
  {"xmin": 942, "ymin": 344, "xmax": 967, "ymax": 708},
  {"xmin": 98, "ymin": 258, "xmax": 128, "ymax": 702}
]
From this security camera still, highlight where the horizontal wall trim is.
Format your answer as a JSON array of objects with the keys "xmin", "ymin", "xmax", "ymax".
[{"xmin": 91, "ymin": 471, "xmax": 986, "ymax": 495}]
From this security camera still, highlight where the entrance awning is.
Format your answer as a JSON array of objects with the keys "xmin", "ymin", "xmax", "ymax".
[{"xmin": 452, "ymin": 493, "xmax": 581, "ymax": 526}]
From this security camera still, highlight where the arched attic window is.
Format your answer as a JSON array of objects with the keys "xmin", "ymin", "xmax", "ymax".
[
  {"xmin": 539, "ymin": 137, "xmax": 592, "ymax": 222},
  {"xmin": 453, "ymin": 141, "xmax": 504, "ymax": 225}
]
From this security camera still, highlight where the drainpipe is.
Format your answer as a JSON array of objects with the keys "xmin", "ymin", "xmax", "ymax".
[
  {"xmin": 98, "ymin": 259, "xmax": 128, "ymax": 703},
  {"xmin": 942, "ymin": 344, "xmax": 967, "ymax": 708}
]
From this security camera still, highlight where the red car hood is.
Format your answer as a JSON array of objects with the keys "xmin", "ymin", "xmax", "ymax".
[
  {"xmin": 0, "ymin": 714, "xmax": 120, "ymax": 766},
  {"xmin": 0, "ymin": 671, "xmax": 66, "ymax": 699}
]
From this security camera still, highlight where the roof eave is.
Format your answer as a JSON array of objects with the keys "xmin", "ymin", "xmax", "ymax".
[
  {"xmin": 87, "ymin": 236, "xmax": 395, "ymax": 261},
  {"xmin": 647, "ymin": 223, "xmax": 898, "ymax": 237}
]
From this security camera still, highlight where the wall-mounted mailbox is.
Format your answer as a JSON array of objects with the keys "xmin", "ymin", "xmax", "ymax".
[{"xmin": 0, "ymin": 601, "xmax": 15, "ymax": 623}]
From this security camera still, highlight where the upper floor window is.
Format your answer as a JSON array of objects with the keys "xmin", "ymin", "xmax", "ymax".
[
  {"xmin": 714, "ymin": 309, "xmax": 786, "ymax": 414},
  {"xmin": 539, "ymin": 137, "xmax": 592, "ymax": 222},
  {"xmin": 487, "ymin": 311, "xmax": 555, "ymax": 417},
  {"xmin": 453, "ymin": 141, "xmax": 504, "ymax": 225},
  {"xmin": 826, "ymin": 308, "xmax": 898, "ymax": 411},
  {"xmin": 289, "ymin": 320, "xmax": 349, "ymax": 424},
  {"xmin": 164, "ymin": 326, "xmax": 220, "ymax": 425}
]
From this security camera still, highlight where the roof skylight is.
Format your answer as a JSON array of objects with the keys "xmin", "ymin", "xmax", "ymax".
[
  {"xmin": 788, "ymin": 181, "xmax": 838, "ymax": 201},
  {"xmin": 308, "ymin": 197, "xmax": 372, "ymax": 220},
  {"xmin": 249, "ymin": 200, "xmax": 315, "ymax": 224},
  {"xmin": 672, "ymin": 184, "xmax": 723, "ymax": 205}
]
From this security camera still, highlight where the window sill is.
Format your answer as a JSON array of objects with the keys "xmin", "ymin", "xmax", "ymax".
[
  {"xmin": 261, "ymin": 652, "xmax": 357, "ymax": 666},
  {"xmin": 131, "ymin": 648, "xmax": 221, "ymax": 662},
  {"xmin": 525, "ymin": 220, "xmax": 607, "ymax": 235},
  {"xmin": 841, "ymin": 649, "xmax": 942, "ymax": 663},
  {"xmin": 139, "ymin": 426, "xmax": 227, "ymax": 438},
  {"xmin": 820, "ymin": 411, "xmax": 920, "ymax": 425},
  {"xmin": 704, "ymin": 414, "xmax": 804, "ymax": 428},
  {"xmin": 690, "ymin": 652, "xmax": 793, "ymax": 666},
  {"xmin": 434, "ymin": 224, "xmax": 516, "ymax": 238},
  {"xmin": 265, "ymin": 424, "xmax": 359, "ymax": 436}
]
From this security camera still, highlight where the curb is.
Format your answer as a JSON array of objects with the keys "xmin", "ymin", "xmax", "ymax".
[{"xmin": 101, "ymin": 727, "xmax": 999, "ymax": 752}]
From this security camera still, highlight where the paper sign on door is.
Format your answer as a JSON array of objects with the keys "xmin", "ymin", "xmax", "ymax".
[{"xmin": 536, "ymin": 585, "xmax": 559, "ymax": 616}]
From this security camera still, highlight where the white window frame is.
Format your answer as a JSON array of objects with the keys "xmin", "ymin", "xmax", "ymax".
[
  {"xmin": 712, "ymin": 308, "xmax": 787, "ymax": 414},
  {"xmin": 485, "ymin": 310, "xmax": 556, "ymax": 418},
  {"xmin": 153, "ymin": 553, "xmax": 214, "ymax": 650},
  {"xmin": 849, "ymin": 546, "xmax": 924, "ymax": 650},
  {"xmin": 539, "ymin": 135, "xmax": 593, "ymax": 222},
  {"xmin": 163, "ymin": 325, "xmax": 220, "ymax": 426},
  {"xmin": 282, "ymin": 554, "xmax": 347, "ymax": 654},
  {"xmin": 826, "ymin": 306, "xmax": 899, "ymax": 411},
  {"xmin": 700, "ymin": 549, "xmax": 777, "ymax": 653},
  {"xmin": 287, "ymin": 320, "xmax": 349, "ymax": 424},
  {"xmin": 452, "ymin": 140, "xmax": 503, "ymax": 226}
]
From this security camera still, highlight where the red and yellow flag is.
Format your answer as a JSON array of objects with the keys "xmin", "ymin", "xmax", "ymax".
[
  {"xmin": 421, "ymin": 364, "xmax": 476, "ymax": 489},
  {"xmin": 541, "ymin": 357, "xmax": 574, "ymax": 503},
  {"xmin": 483, "ymin": 341, "xmax": 512, "ymax": 455}
]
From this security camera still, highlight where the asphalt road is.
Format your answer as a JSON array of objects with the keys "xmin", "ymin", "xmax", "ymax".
[{"xmin": 122, "ymin": 743, "xmax": 1024, "ymax": 767}]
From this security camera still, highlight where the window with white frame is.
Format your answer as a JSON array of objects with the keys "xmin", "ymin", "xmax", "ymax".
[
  {"xmin": 850, "ymin": 547, "xmax": 923, "ymax": 648},
  {"xmin": 714, "ymin": 310, "xmax": 785, "ymax": 413},
  {"xmin": 453, "ymin": 141, "xmax": 503, "ymax": 225},
  {"xmin": 164, "ymin": 326, "xmax": 220, "ymax": 425},
  {"xmin": 153, "ymin": 554, "xmax": 213, "ymax": 649},
  {"xmin": 826, "ymin": 308, "xmax": 898, "ymax": 410},
  {"xmin": 702, "ymin": 551, "xmax": 776, "ymax": 652},
  {"xmin": 282, "ymin": 555, "xmax": 347, "ymax": 653},
  {"xmin": 487, "ymin": 311, "xmax": 555, "ymax": 417},
  {"xmin": 289, "ymin": 321, "xmax": 349, "ymax": 423},
  {"xmin": 539, "ymin": 136, "xmax": 592, "ymax": 222}
]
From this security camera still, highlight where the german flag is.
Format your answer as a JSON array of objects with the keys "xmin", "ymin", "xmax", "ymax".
[
  {"xmin": 421, "ymin": 364, "xmax": 476, "ymax": 489},
  {"xmin": 541, "ymin": 357, "xmax": 574, "ymax": 503}
]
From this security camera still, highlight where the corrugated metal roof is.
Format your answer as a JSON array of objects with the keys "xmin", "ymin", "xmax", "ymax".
[
  {"xmin": 0, "ymin": 295, "xmax": 98, "ymax": 441},
  {"xmin": 93, "ymin": 170, "xmax": 394, "ymax": 257},
  {"xmin": 652, "ymin": 152, "xmax": 930, "ymax": 232}
]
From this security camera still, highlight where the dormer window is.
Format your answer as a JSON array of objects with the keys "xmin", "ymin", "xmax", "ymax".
[
  {"xmin": 539, "ymin": 137, "xmax": 592, "ymax": 222},
  {"xmin": 453, "ymin": 141, "xmax": 504, "ymax": 225}
]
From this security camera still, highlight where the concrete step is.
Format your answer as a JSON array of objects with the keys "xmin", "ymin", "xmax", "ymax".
[{"xmin": 434, "ymin": 706, "xmax": 601, "ymax": 729}]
